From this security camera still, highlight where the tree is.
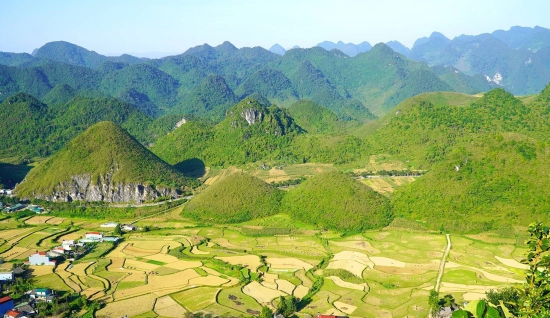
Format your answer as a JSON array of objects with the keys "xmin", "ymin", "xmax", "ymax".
[
  {"xmin": 518, "ymin": 222, "xmax": 550, "ymax": 317},
  {"xmin": 113, "ymin": 224, "xmax": 122, "ymax": 236},
  {"xmin": 451, "ymin": 300, "xmax": 502, "ymax": 318},
  {"xmin": 440, "ymin": 294, "xmax": 457, "ymax": 307},
  {"xmin": 429, "ymin": 289, "xmax": 441, "ymax": 318},
  {"xmin": 259, "ymin": 306, "xmax": 273, "ymax": 318},
  {"xmin": 277, "ymin": 295, "xmax": 297, "ymax": 317},
  {"xmin": 485, "ymin": 287, "xmax": 519, "ymax": 316}
]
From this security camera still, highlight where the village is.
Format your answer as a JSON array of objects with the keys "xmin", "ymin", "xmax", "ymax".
[{"xmin": 0, "ymin": 227, "xmax": 127, "ymax": 318}]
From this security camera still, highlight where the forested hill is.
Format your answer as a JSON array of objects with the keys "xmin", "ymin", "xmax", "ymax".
[
  {"xmin": 367, "ymin": 85, "xmax": 550, "ymax": 232},
  {"xmin": 15, "ymin": 121, "xmax": 196, "ymax": 202},
  {"xmin": 0, "ymin": 92, "xmax": 163, "ymax": 159},
  {"xmin": 1, "ymin": 40, "xmax": 493, "ymax": 121}
]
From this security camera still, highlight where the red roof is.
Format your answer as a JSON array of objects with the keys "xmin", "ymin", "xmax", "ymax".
[
  {"xmin": 5, "ymin": 310, "xmax": 21, "ymax": 318},
  {"xmin": 86, "ymin": 232, "xmax": 101, "ymax": 235},
  {"xmin": 0, "ymin": 295, "xmax": 13, "ymax": 304},
  {"xmin": 37, "ymin": 251, "xmax": 47, "ymax": 256}
]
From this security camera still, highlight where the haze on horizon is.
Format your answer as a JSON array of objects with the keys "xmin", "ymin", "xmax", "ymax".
[{"xmin": 1, "ymin": 0, "xmax": 549, "ymax": 58}]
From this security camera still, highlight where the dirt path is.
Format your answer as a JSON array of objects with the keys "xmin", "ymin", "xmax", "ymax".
[{"xmin": 435, "ymin": 234, "xmax": 451, "ymax": 292}]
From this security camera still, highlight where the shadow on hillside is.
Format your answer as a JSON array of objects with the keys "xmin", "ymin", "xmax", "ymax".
[
  {"xmin": 0, "ymin": 162, "xmax": 33, "ymax": 188},
  {"xmin": 174, "ymin": 158, "xmax": 206, "ymax": 179}
]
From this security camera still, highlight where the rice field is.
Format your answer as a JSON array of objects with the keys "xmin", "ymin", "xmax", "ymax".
[{"xmin": 0, "ymin": 208, "xmax": 531, "ymax": 318}]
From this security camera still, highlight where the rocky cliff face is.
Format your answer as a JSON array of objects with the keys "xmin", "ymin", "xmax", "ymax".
[
  {"xmin": 241, "ymin": 107, "xmax": 263, "ymax": 125},
  {"xmin": 23, "ymin": 174, "xmax": 179, "ymax": 203}
]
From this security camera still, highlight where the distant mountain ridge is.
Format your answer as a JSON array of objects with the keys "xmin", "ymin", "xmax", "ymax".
[
  {"xmin": 0, "ymin": 40, "xmax": 481, "ymax": 121},
  {"xmin": 1, "ymin": 25, "xmax": 549, "ymax": 123},
  {"xmin": 316, "ymin": 41, "xmax": 372, "ymax": 57}
]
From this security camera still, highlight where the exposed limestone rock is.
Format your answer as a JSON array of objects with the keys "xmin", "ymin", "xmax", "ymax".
[
  {"xmin": 174, "ymin": 117, "xmax": 187, "ymax": 129},
  {"xmin": 25, "ymin": 174, "xmax": 179, "ymax": 204},
  {"xmin": 241, "ymin": 108, "xmax": 263, "ymax": 125}
]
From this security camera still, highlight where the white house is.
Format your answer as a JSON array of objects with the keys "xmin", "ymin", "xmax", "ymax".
[
  {"xmin": 85, "ymin": 232, "xmax": 103, "ymax": 241},
  {"xmin": 62, "ymin": 240, "xmax": 75, "ymax": 251},
  {"xmin": 26, "ymin": 252, "xmax": 56, "ymax": 266},
  {"xmin": 47, "ymin": 247, "xmax": 65, "ymax": 257},
  {"xmin": 0, "ymin": 271, "xmax": 13, "ymax": 281},
  {"xmin": 29, "ymin": 288, "xmax": 55, "ymax": 302},
  {"xmin": 121, "ymin": 224, "xmax": 136, "ymax": 231}
]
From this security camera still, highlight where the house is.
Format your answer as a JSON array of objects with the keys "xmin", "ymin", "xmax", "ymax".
[
  {"xmin": 438, "ymin": 305, "xmax": 459, "ymax": 318},
  {"xmin": 3, "ymin": 309, "xmax": 25, "ymax": 318},
  {"xmin": 26, "ymin": 252, "xmax": 56, "ymax": 266},
  {"xmin": 13, "ymin": 303, "xmax": 34, "ymax": 316},
  {"xmin": 0, "ymin": 271, "xmax": 13, "ymax": 281},
  {"xmin": 47, "ymin": 247, "xmax": 65, "ymax": 257},
  {"xmin": 103, "ymin": 236, "xmax": 120, "ymax": 242},
  {"xmin": 12, "ymin": 267, "xmax": 26, "ymax": 276},
  {"xmin": 0, "ymin": 296, "xmax": 14, "ymax": 317},
  {"xmin": 29, "ymin": 206, "xmax": 44, "ymax": 214},
  {"xmin": 85, "ymin": 232, "xmax": 103, "ymax": 241},
  {"xmin": 4, "ymin": 204, "xmax": 24, "ymax": 213},
  {"xmin": 29, "ymin": 288, "xmax": 55, "ymax": 302},
  {"xmin": 0, "ymin": 189, "xmax": 13, "ymax": 196},
  {"xmin": 100, "ymin": 222, "xmax": 118, "ymax": 228},
  {"xmin": 62, "ymin": 240, "xmax": 75, "ymax": 251},
  {"xmin": 121, "ymin": 224, "xmax": 136, "ymax": 231}
]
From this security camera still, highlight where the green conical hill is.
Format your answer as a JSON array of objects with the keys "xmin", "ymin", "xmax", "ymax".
[
  {"xmin": 282, "ymin": 171, "xmax": 391, "ymax": 232},
  {"xmin": 16, "ymin": 121, "xmax": 194, "ymax": 200},
  {"xmin": 391, "ymin": 133, "xmax": 550, "ymax": 232},
  {"xmin": 368, "ymin": 88, "xmax": 535, "ymax": 169},
  {"xmin": 153, "ymin": 98, "xmax": 303, "ymax": 166},
  {"xmin": 184, "ymin": 172, "xmax": 282, "ymax": 223}
]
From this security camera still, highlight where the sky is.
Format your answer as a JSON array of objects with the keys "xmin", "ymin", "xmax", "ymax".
[{"xmin": 1, "ymin": 0, "xmax": 549, "ymax": 57}]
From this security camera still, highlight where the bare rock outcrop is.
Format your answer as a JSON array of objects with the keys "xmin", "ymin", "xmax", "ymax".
[{"xmin": 27, "ymin": 174, "xmax": 179, "ymax": 204}]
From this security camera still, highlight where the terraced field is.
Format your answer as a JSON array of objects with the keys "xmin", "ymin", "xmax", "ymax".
[{"xmin": 0, "ymin": 205, "xmax": 528, "ymax": 317}]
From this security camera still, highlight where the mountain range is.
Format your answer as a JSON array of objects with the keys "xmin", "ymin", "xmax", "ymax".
[
  {"xmin": 3, "ymin": 25, "xmax": 550, "ymax": 233},
  {"xmin": 0, "ymin": 29, "xmax": 516, "ymax": 123}
]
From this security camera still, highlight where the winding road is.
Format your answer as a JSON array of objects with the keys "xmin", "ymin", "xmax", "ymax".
[{"xmin": 435, "ymin": 234, "xmax": 452, "ymax": 292}]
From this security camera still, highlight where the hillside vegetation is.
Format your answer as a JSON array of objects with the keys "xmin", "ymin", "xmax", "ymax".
[
  {"xmin": 15, "ymin": 121, "xmax": 195, "ymax": 198},
  {"xmin": 0, "ymin": 40, "xmax": 495, "ymax": 122},
  {"xmin": 184, "ymin": 172, "xmax": 283, "ymax": 223},
  {"xmin": 282, "ymin": 171, "xmax": 392, "ymax": 232},
  {"xmin": 152, "ymin": 98, "xmax": 303, "ymax": 166},
  {"xmin": 0, "ymin": 91, "xmax": 174, "ymax": 159}
]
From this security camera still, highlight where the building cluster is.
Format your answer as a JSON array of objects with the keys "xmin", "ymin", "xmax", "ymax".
[
  {"xmin": 0, "ymin": 189, "xmax": 13, "ymax": 196},
  {"xmin": 80, "ymin": 231, "xmax": 120, "ymax": 243},
  {"xmin": 100, "ymin": 222, "xmax": 136, "ymax": 231},
  {"xmin": 23, "ymin": 241, "xmax": 78, "ymax": 266},
  {"xmin": 0, "ymin": 288, "xmax": 56, "ymax": 318},
  {"xmin": 1, "ymin": 204, "xmax": 45, "ymax": 214}
]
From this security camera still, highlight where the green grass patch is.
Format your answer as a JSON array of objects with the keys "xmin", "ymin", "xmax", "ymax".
[
  {"xmin": 146, "ymin": 259, "xmax": 167, "ymax": 266},
  {"xmin": 131, "ymin": 310, "xmax": 158, "ymax": 318},
  {"xmin": 32, "ymin": 273, "xmax": 72, "ymax": 291},
  {"xmin": 324, "ymin": 268, "xmax": 364, "ymax": 284},
  {"xmin": 171, "ymin": 287, "xmax": 218, "ymax": 312},
  {"xmin": 116, "ymin": 281, "xmax": 146, "ymax": 290},
  {"xmin": 217, "ymin": 286, "xmax": 262, "ymax": 314},
  {"xmin": 194, "ymin": 267, "xmax": 208, "ymax": 276}
]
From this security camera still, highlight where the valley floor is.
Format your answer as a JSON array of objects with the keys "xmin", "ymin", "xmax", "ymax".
[{"xmin": 0, "ymin": 206, "xmax": 527, "ymax": 318}]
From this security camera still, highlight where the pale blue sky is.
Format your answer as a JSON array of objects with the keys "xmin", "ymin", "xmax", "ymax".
[{"xmin": 1, "ymin": 0, "xmax": 549, "ymax": 57}]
